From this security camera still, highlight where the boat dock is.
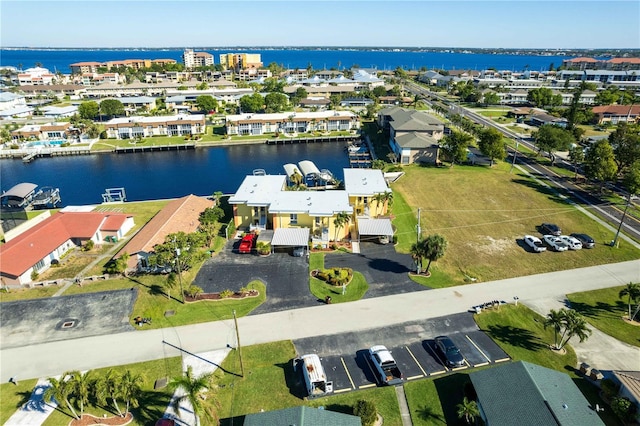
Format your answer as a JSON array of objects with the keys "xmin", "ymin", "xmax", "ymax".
[
  {"xmin": 115, "ymin": 143, "xmax": 196, "ymax": 153},
  {"xmin": 265, "ymin": 135, "xmax": 359, "ymax": 145}
]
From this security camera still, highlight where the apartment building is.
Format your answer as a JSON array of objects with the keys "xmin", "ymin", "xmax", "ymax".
[
  {"xmin": 183, "ymin": 49, "xmax": 215, "ymax": 69},
  {"xmin": 103, "ymin": 114, "xmax": 206, "ymax": 139},
  {"xmin": 11, "ymin": 122, "xmax": 73, "ymax": 141},
  {"xmin": 562, "ymin": 57, "xmax": 640, "ymax": 71},
  {"xmin": 219, "ymin": 53, "xmax": 263, "ymax": 71},
  {"xmin": 70, "ymin": 59, "xmax": 177, "ymax": 74},
  {"xmin": 225, "ymin": 111, "xmax": 360, "ymax": 136},
  {"xmin": 18, "ymin": 67, "xmax": 55, "ymax": 86}
]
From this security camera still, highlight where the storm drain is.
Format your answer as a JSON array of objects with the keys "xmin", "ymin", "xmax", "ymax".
[{"xmin": 56, "ymin": 318, "xmax": 79, "ymax": 330}]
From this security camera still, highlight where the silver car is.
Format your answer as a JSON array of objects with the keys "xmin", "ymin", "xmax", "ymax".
[{"xmin": 543, "ymin": 235, "xmax": 568, "ymax": 252}]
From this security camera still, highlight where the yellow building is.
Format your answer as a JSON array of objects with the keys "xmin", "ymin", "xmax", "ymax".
[
  {"xmin": 219, "ymin": 53, "xmax": 263, "ymax": 71},
  {"xmin": 228, "ymin": 169, "xmax": 393, "ymax": 248}
]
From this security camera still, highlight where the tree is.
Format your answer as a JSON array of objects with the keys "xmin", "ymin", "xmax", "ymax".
[
  {"xmin": 100, "ymin": 99, "xmax": 125, "ymax": 118},
  {"xmin": 264, "ymin": 92, "xmax": 288, "ymax": 113},
  {"xmin": 568, "ymin": 145, "xmax": 585, "ymax": 178},
  {"xmin": 456, "ymin": 397, "xmax": 479, "ymax": 425},
  {"xmin": 440, "ymin": 130, "xmax": 473, "ymax": 166},
  {"xmin": 583, "ymin": 139, "xmax": 618, "ymax": 193},
  {"xmin": 533, "ymin": 124, "xmax": 576, "ymax": 166},
  {"xmin": 68, "ymin": 370, "xmax": 92, "ymax": 415},
  {"xmin": 149, "ymin": 232, "xmax": 206, "ymax": 273},
  {"xmin": 333, "ymin": 212, "xmax": 351, "ymax": 242},
  {"xmin": 609, "ymin": 123, "xmax": 640, "ymax": 175},
  {"xmin": 199, "ymin": 206, "xmax": 224, "ymax": 225},
  {"xmin": 543, "ymin": 309, "xmax": 565, "ymax": 350},
  {"xmin": 94, "ymin": 369, "xmax": 123, "ymax": 416},
  {"xmin": 44, "ymin": 373, "xmax": 79, "ymax": 420},
  {"xmin": 78, "ymin": 101, "xmax": 99, "ymax": 120},
  {"xmin": 410, "ymin": 240, "xmax": 428, "ymax": 274},
  {"xmin": 619, "ymin": 282, "xmax": 640, "ymax": 321},
  {"xmin": 354, "ymin": 399, "xmax": 377, "ymax": 426},
  {"xmin": 168, "ymin": 366, "xmax": 218, "ymax": 426},
  {"xmin": 106, "ymin": 252, "xmax": 129, "ymax": 275},
  {"xmin": 119, "ymin": 370, "xmax": 144, "ymax": 417},
  {"xmin": 196, "ymin": 81, "xmax": 209, "ymax": 90},
  {"xmin": 239, "ymin": 93, "xmax": 264, "ymax": 113},
  {"xmin": 545, "ymin": 308, "xmax": 592, "ymax": 350},
  {"xmin": 483, "ymin": 91, "xmax": 500, "ymax": 106},
  {"xmin": 372, "ymin": 85, "xmax": 387, "ymax": 98},
  {"xmin": 423, "ymin": 234, "xmax": 447, "ymax": 274},
  {"xmin": 527, "ymin": 87, "xmax": 562, "ymax": 109},
  {"xmin": 294, "ymin": 87, "xmax": 308, "ymax": 100},
  {"xmin": 195, "ymin": 95, "xmax": 218, "ymax": 113},
  {"xmin": 478, "ymin": 127, "xmax": 506, "ymax": 166}
]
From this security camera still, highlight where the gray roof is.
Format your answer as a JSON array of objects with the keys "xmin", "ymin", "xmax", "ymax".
[
  {"xmin": 395, "ymin": 131, "xmax": 438, "ymax": 149},
  {"xmin": 1, "ymin": 183, "xmax": 37, "ymax": 199},
  {"xmin": 0, "ymin": 92, "xmax": 24, "ymax": 102},
  {"xmin": 470, "ymin": 361, "xmax": 605, "ymax": 426},
  {"xmin": 271, "ymin": 227, "xmax": 310, "ymax": 247},
  {"xmin": 244, "ymin": 406, "xmax": 361, "ymax": 426},
  {"xmin": 387, "ymin": 109, "xmax": 444, "ymax": 132},
  {"xmin": 358, "ymin": 218, "xmax": 393, "ymax": 237},
  {"xmin": 0, "ymin": 106, "xmax": 34, "ymax": 117}
]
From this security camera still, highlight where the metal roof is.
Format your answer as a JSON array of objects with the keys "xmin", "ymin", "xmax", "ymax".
[
  {"xmin": 358, "ymin": 218, "xmax": 393, "ymax": 237},
  {"xmin": 271, "ymin": 228, "xmax": 310, "ymax": 247},
  {"xmin": 343, "ymin": 169, "xmax": 390, "ymax": 196},
  {"xmin": 1, "ymin": 183, "xmax": 37, "ymax": 199}
]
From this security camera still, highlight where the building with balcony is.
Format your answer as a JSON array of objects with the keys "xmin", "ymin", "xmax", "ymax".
[
  {"xmin": 182, "ymin": 49, "xmax": 215, "ymax": 69},
  {"xmin": 103, "ymin": 114, "xmax": 205, "ymax": 139},
  {"xmin": 225, "ymin": 111, "xmax": 360, "ymax": 136},
  {"xmin": 219, "ymin": 53, "xmax": 262, "ymax": 71}
]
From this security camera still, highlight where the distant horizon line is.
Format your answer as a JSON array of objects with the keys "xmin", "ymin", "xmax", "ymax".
[{"xmin": 1, "ymin": 46, "xmax": 636, "ymax": 51}]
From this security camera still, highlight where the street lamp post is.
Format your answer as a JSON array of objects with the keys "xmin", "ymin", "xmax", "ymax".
[
  {"xmin": 612, "ymin": 196, "xmax": 632, "ymax": 247},
  {"xmin": 173, "ymin": 238, "xmax": 185, "ymax": 303}
]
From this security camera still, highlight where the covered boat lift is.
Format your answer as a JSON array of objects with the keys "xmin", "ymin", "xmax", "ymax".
[{"xmin": 0, "ymin": 183, "xmax": 38, "ymax": 209}]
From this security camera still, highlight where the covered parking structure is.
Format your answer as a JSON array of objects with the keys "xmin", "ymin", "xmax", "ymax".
[
  {"xmin": 271, "ymin": 228, "xmax": 310, "ymax": 256},
  {"xmin": 357, "ymin": 218, "xmax": 394, "ymax": 243}
]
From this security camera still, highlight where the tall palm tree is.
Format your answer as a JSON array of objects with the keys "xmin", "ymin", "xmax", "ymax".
[
  {"xmin": 619, "ymin": 282, "xmax": 640, "ymax": 320},
  {"xmin": 119, "ymin": 370, "xmax": 144, "ymax": 417},
  {"xmin": 97, "ymin": 369, "xmax": 123, "ymax": 416},
  {"xmin": 333, "ymin": 212, "xmax": 351, "ymax": 242},
  {"xmin": 373, "ymin": 193, "xmax": 385, "ymax": 216},
  {"xmin": 43, "ymin": 373, "xmax": 79, "ymax": 420},
  {"xmin": 544, "ymin": 308, "xmax": 565, "ymax": 350},
  {"xmin": 456, "ymin": 397, "xmax": 479, "ymax": 425},
  {"xmin": 423, "ymin": 234, "xmax": 448, "ymax": 275},
  {"xmin": 410, "ymin": 240, "xmax": 427, "ymax": 274},
  {"xmin": 558, "ymin": 309, "xmax": 592, "ymax": 350},
  {"xmin": 68, "ymin": 370, "xmax": 92, "ymax": 416},
  {"xmin": 168, "ymin": 366, "xmax": 218, "ymax": 426}
]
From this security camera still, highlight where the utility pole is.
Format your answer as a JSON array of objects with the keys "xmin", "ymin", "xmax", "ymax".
[
  {"xmin": 233, "ymin": 310, "xmax": 245, "ymax": 377},
  {"xmin": 612, "ymin": 196, "xmax": 631, "ymax": 247},
  {"xmin": 510, "ymin": 139, "xmax": 520, "ymax": 174},
  {"xmin": 416, "ymin": 208, "xmax": 422, "ymax": 243},
  {"xmin": 174, "ymin": 238, "xmax": 185, "ymax": 303}
]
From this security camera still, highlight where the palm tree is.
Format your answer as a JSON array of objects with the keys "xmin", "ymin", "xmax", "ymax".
[
  {"xmin": 373, "ymin": 193, "xmax": 385, "ymax": 216},
  {"xmin": 558, "ymin": 309, "xmax": 592, "ymax": 350},
  {"xmin": 68, "ymin": 370, "xmax": 92, "ymax": 416},
  {"xmin": 168, "ymin": 366, "xmax": 218, "ymax": 426},
  {"xmin": 456, "ymin": 397, "xmax": 479, "ymax": 424},
  {"xmin": 95, "ymin": 369, "xmax": 123, "ymax": 416},
  {"xmin": 410, "ymin": 240, "xmax": 427, "ymax": 274},
  {"xmin": 333, "ymin": 212, "xmax": 351, "ymax": 242},
  {"xmin": 119, "ymin": 370, "xmax": 144, "ymax": 417},
  {"xmin": 423, "ymin": 234, "xmax": 448, "ymax": 275},
  {"xmin": 43, "ymin": 373, "xmax": 80, "ymax": 420},
  {"xmin": 544, "ymin": 309, "xmax": 565, "ymax": 350},
  {"xmin": 619, "ymin": 282, "xmax": 640, "ymax": 320}
]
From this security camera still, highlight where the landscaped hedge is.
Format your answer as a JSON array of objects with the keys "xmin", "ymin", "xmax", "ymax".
[{"xmin": 315, "ymin": 267, "xmax": 353, "ymax": 286}]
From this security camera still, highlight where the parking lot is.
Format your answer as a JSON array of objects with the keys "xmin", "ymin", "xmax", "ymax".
[{"xmin": 292, "ymin": 313, "xmax": 509, "ymax": 394}]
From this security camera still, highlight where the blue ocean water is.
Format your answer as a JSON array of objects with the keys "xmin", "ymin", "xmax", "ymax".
[{"xmin": 0, "ymin": 48, "xmax": 570, "ymax": 74}]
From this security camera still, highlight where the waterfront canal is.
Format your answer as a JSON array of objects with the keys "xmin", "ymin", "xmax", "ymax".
[{"xmin": 0, "ymin": 142, "xmax": 351, "ymax": 206}]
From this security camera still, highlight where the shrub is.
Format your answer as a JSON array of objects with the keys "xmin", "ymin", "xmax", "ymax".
[
  {"xmin": 220, "ymin": 289, "xmax": 234, "ymax": 298},
  {"xmin": 611, "ymin": 396, "xmax": 635, "ymax": 422},
  {"xmin": 31, "ymin": 270, "xmax": 39, "ymax": 281},
  {"xmin": 256, "ymin": 241, "xmax": 271, "ymax": 255},
  {"xmin": 354, "ymin": 399, "xmax": 377, "ymax": 426},
  {"xmin": 601, "ymin": 378, "xmax": 619, "ymax": 400},
  {"xmin": 186, "ymin": 285, "xmax": 203, "ymax": 298},
  {"xmin": 83, "ymin": 240, "xmax": 95, "ymax": 251}
]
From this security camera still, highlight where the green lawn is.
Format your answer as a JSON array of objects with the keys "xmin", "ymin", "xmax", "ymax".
[
  {"xmin": 215, "ymin": 340, "xmax": 401, "ymax": 426},
  {"xmin": 391, "ymin": 164, "xmax": 640, "ymax": 285},
  {"xmin": 308, "ymin": 253, "xmax": 369, "ymax": 302},
  {"xmin": 567, "ymin": 285, "xmax": 640, "ymax": 347},
  {"xmin": 0, "ymin": 379, "xmax": 39, "ymax": 425}
]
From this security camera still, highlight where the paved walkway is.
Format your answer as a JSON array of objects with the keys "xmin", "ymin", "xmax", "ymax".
[
  {"xmin": 1, "ymin": 260, "xmax": 638, "ymax": 383},
  {"xmin": 4, "ymin": 378, "xmax": 58, "ymax": 426}
]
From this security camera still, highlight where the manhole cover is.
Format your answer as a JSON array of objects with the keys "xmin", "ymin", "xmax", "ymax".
[
  {"xmin": 56, "ymin": 318, "xmax": 79, "ymax": 330},
  {"xmin": 62, "ymin": 321, "xmax": 75, "ymax": 328}
]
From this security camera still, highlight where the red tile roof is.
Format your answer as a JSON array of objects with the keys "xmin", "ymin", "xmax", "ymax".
[
  {"xmin": 592, "ymin": 105, "xmax": 640, "ymax": 115},
  {"xmin": 607, "ymin": 58, "xmax": 640, "ymax": 64},
  {"xmin": 0, "ymin": 212, "xmax": 132, "ymax": 278},
  {"xmin": 115, "ymin": 195, "xmax": 212, "ymax": 259},
  {"xmin": 565, "ymin": 57, "xmax": 599, "ymax": 62}
]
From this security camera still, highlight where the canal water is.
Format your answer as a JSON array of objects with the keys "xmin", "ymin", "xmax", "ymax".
[{"xmin": 0, "ymin": 143, "xmax": 350, "ymax": 206}]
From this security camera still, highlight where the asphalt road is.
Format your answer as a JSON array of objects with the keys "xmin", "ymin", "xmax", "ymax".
[{"xmin": 1, "ymin": 260, "xmax": 637, "ymax": 383}]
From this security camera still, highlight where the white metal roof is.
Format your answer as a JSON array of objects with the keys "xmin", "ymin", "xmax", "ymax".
[
  {"xmin": 104, "ymin": 114, "xmax": 205, "ymax": 125},
  {"xmin": 343, "ymin": 169, "xmax": 390, "ymax": 196},
  {"xmin": 1, "ymin": 183, "xmax": 37, "ymax": 199},
  {"xmin": 228, "ymin": 175, "xmax": 286, "ymax": 206},
  {"xmin": 298, "ymin": 160, "xmax": 320, "ymax": 177},
  {"xmin": 269, "ymin": 190, "xmax": 352, "ymax": 216},
  {"xmin": 271, "ymin": 228, "xmax": 310, "ymax": 247},
  {"xmin": 358, "ymin": 218, "xmax": 393, "ymax": 237}
]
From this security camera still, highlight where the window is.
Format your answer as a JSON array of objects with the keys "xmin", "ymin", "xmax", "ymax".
[
  {"xmin": 34, "ymin": 259, "xmax": 45, "ymax": 271},
  {"xmin": 315, "ymin": 216, "xmax": 321, "ymax": 226},
  {"xmin": 290, "ymin": 214, "xmax": 298, "ymax": 225}
]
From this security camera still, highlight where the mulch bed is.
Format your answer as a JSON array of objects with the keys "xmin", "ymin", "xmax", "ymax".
[
  {"xmin": 184, "ymin": 290, "xmax": 259, "ymax": 302},
  {"xmin": 69, "ymin": 412, "xmax": 133, "ymax": 426}
]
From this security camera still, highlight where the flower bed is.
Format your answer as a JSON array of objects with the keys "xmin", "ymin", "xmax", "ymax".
[
  {"xmin": 184, "ymin": 289, "xmax": 259, "ymax": 302},
  {"xmin": 311, "ymin": 267, "xmax": 353, "ymax": 286},
  {"xmin": 69, "ymin": 412, "xmax": 133, "ymax": 426}
]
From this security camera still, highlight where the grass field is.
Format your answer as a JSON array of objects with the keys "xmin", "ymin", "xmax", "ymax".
[
  {"xmin": 390, "ymin": 164, "xmax": 640, "ymax": 284},
  {"xmin": 567, "ymin": 285, "xmax": 640, "ymax": 347}
]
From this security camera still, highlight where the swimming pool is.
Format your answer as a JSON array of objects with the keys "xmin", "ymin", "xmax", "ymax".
[{"xmin": 26, "ymin": 139, "xmax": 66, "ymax": 148}]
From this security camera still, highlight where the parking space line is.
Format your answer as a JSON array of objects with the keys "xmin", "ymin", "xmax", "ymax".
[
  {"xmin": 430, "ymin": 370, "xmax": 447, "ymax": 376},
  {"xmin": 494, "ymin": 357, "xmax": 510, "ymax": 363},
  {"xmin": 424, "ymin": 342, "xmax": 449, "ymax": 372},
  {"xmin": 407, "ymin": 375, "xmax": 423, "ymax": 381},
  {"xmin": 334, "ymin": 388, "xmax": 351, "ymax": 394},
  {"xmin": 359, "ymin": 383, "xmax": 377, "ymax": 389},
  {"xmin": 405, "ymin": 346, "xmax": 427, "ymax": 377},
  {"xmin": 340, "ymin": 357, "xmax": 356, "ymax": 390},
  {"xmin": 465, "ymin": 334, "xmax": 491, "ymax": 363}
]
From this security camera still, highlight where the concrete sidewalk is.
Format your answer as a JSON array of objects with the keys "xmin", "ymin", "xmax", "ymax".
[
  {"xmin": 4, "ymin": 378, "xmax": 58, "ymax": 426},
  {"xmin": 1, "ymin": 260, "xmax": 638, "ymax": 383}
]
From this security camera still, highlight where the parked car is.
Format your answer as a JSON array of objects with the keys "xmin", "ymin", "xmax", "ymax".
[
  {"xmin": 435, "ymin": 336, "xmax": 465, "ymax": 368},
  {"xmin": 540, "ymin": 223, "xmax": 562, "ymax": 236},
  {"xmin": 570, "ymin": 233, "xmax": 595, "ymax": 249},
  {"xmin": 523, "ymin": 235, "xmax": 546, "ymax": 253},
  {"xmin": 559, "ymin": 235, "xmax": 582, "ymax": 250},
  {"xmin": 238, "ymin": 233, "xmax": 256, "ymax": 254},
  {"xmin": 368, "ymin": 345, "xmax": 404, "ymax": 385},
  {"xmin": 293, "ymin": 354, "xmax": 333, "ymax": 398},
  {"xmin": 543, "ymin": 235, "xmax": 568, "ymax": 252}
]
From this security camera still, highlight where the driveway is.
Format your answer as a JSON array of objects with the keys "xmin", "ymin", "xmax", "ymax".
[
  {"xmin": 0, "ymin": 289, "xmax": 136, "ymax": 349},
  {"xmin": 324, "ymin": 242, "xmax": 427, "ymax": 297},
  {"xmin": 192, "ymin": 239, "xmax": 318, "ymax": 314}
]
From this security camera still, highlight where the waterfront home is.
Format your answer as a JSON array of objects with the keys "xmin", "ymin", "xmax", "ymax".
[
  {"xmin": 591, "ymin": 104, "xmax": 640, "ymax": 125},
  {"xmin": 225, "ymin": 110, "xmax": 360, "ymax": 136},
  {"xmin": 103, "ymin": 114, "xmax": 206, "ymax": 139},
  {"xmin": 11, "ymin": 122, "xmax": 72, "ymax": 141},
  {"xmin": 229, "ymin": 168, "xmax": 392, "ymax": 247},
  {"xmin": 114, "ymin": 195, "xmax": 212, "ymax": 271},
  {"xmin": 235, "ymin": 68, "xmax": 272, "ymax": 81},
  {"xmin": 219, "ymin": 53, "xmax": 263, "ymax": 71},
  {"xmin": 378, "ymin": 107, "xmax": 444, "ymax": 165},
  {"xmin": 16, "ymin": 84, "xmax": 86, "ymax": 100},
  {"xmin": 562, "ymin": 56, "xmax": 640, "ymax": 71},
  {"xmin": 17, "ymin": 67, "xmax": 55, "ymax": 86},
  {"xmin": 284, "ymin": 84, "xmax": 359, "ymax": 98},
  {"xmin": 0, "ymin": 211, "xmax": 134, "ymax": 286},
  {"xmin": 182, "ymin": 49, "xmax": 215, "ymax": 68},
  {"xmin": 78, "ymin": 72, "xmax": 123, "ymax": 86},
  {"xmin": 70, "ymin": 59, "xmax": 176, "ymax": 74}
]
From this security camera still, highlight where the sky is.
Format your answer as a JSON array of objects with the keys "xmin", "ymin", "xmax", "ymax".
[{"xmin": 1, "ymin": 0, "xmax": 639, "ymax": 49}]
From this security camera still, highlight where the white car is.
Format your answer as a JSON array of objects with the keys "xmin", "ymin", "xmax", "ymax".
[
  {"xmin": 559, "ymin": 235, "xmax": 582, "ymax": 250},
  {"xmin": 524, "ymin": 235, "xmax": 546, "ymax": 253},
  {"xmin": 543, "ymin": 235, "xmax": 569, "ymax": 252}
]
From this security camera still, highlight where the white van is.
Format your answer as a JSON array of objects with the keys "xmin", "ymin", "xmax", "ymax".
[{"xmin": 293, "ymin": 354, "xmax": 333, "ymax": 398}]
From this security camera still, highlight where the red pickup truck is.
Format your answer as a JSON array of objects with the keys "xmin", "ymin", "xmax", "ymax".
[{"xmin": 238, "ymin": 234, "xmax": 256, "ymax": 254}]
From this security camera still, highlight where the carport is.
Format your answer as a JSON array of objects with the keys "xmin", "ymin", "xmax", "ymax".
[
  {"xmin": 271, "ymin": 228, "xmax": 310, "ymax": 255},
  {"xmin": 357, "ymin": 218, "xmax": 393, "ymax": 242}
]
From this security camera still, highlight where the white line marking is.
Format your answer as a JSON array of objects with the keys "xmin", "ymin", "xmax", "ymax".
[
  {"xmin": 465, "ymin": 334, "xmax": 492, "ymax": 362},
  {"xmin": 340, "ymin": 357, "xmax": 355, "ymax": 389},
  {"xmin": 405, "ymin": 346, "xmax": 427, "ymax": 376}
]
